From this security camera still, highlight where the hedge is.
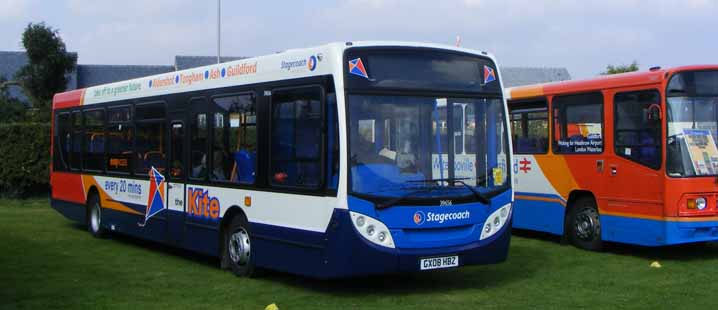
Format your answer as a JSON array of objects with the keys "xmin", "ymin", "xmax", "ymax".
[{"xmin": 0, "ymin": 123, "xmax": 51, "ymax": 197}]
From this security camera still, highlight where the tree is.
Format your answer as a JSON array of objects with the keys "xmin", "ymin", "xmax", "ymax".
[
  {"xmin": 14, "ymin": 22, "xmax": 77, "ymax": 121},
  {"xmin": 601, "ymin": 61, "xmax": 639, "ymax": 75}
]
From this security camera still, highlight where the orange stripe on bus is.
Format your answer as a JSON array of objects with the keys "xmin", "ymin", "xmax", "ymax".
[
  {"xmin": 601, "ymin": 210, "xmax": 718, "ymax": 222},
  {"xmin": 510, "ymin": 85, "xmax": 544, "ymax": 99},
  {"xmin": 533, "ymin": 156, "xmax": 579, "ymax": 199},
  {"xmin": 515, "ymin": 195, "xmax": 566, "ymax": 207}
]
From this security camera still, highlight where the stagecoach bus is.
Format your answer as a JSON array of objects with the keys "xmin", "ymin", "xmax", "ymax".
[
  {"xmin": 50, "ymin": 41, "xmax": 513, "ymax": 278},
  {"xmin": 507, "ymin": 65, "xmax": 718, "ymax": 250}
]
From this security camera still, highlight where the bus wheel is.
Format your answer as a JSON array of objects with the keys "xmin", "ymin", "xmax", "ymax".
[
  {"xmin": 225, "ymin": 215, "xmax": 256, "ymax": 277},
  {"xmin": 567, "ymin": 196, "xmax": 602, "ymax": 251},
  {"xmin": 87, "ymin": 194, "xmax": 106, "ymax": 238}
]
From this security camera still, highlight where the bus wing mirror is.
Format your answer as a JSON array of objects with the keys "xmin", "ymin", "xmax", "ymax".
[{"xmin": 647, "ymin": 104, "xmax": 662, "ymax": 121}]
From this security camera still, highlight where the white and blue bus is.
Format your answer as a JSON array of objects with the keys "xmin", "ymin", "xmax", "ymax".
[{"xmin": 50, "ymin": 41, "xmax": 513, "ymax": 278}]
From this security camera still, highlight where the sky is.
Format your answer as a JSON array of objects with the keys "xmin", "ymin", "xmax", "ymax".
[{"xmin": 0, "ymin": 0, "xmax": 716, "ymax": 79}]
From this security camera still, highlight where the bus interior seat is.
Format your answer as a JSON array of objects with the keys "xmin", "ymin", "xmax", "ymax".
[{"xmin": 233, "ymin": 150, "xmax": 256, "ymax": 183}]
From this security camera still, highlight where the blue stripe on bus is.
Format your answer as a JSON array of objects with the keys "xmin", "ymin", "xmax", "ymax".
[
  {"xmin": 601, "ymin": 214, "xmax": 718, "ymax": 246},
  {"xmin": 513, "ymin": 194, "xmax": 566, "ymax": 235}
]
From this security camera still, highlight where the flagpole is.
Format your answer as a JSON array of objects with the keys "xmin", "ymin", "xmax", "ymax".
[{"xmin": 217, "ymin": 0, "xmax": 221, "ymax": 64}]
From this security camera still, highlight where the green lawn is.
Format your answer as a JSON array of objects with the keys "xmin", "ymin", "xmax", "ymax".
[{"xmin": 2, "ymin": 198, "xmax": 718, "ymax": 309}]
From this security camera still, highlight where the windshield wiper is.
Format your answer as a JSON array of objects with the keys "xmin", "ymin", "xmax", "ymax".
[
  {"xmin": 375, "ymin": 187, "xmax": 437, "ymax": 210},
  {"xmin": 406, "ymin": 178, "xmax": 491, "ymax": 205}
]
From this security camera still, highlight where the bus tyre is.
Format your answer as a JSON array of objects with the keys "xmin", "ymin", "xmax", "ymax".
[
  {"xmin": 225, "ymin": 215, "xmax": 256, "ymax": 277},
  {"xmin": 567, "ymin": 197, "xmax": 602, "ymax": 251},
  {"xmin": 87, "ymin": 194, "xmax": 107, "ymax": 238}
]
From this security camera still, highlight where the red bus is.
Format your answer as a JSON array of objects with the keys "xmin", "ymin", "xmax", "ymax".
[{"xmin": 507, "ymin": 65, "xmax": 718, "ymax": 250}]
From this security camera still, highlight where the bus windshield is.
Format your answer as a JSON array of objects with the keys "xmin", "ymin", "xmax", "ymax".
[
  {"xmin": 666, "ymin": 70, "xmax": 718, "ymax": 177},
  {"xmin": 348, "ymin": 95, "xmax": 509, "ymax": 204}
]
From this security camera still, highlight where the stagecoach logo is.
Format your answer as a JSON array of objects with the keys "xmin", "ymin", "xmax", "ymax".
[
  {"xmin": 413, "ymin": 211, "xmax": 426, "ymax": 225},
  {"xmin": 281, "ymin": 55, "xmax": 319, "ymax": 72},
  {"xmin": 139, "ymin": 167, "xmax": 165, "ymax": 227},
  {"xmin": 483, "ymin": 65, "xmax": 496, "ymax": 84},
  {"xmin": 308, "ymin": 55, "xmax": 317, "ymax": 71}
]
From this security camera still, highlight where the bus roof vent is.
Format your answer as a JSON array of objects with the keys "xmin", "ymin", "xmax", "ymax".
[
  {"xmin": 649, "ymin": 66, "xmax": 661, "ymax": 71},
  {"xmin": 346, "ymin": 41, "xmax": 353, "ymax": 46}
]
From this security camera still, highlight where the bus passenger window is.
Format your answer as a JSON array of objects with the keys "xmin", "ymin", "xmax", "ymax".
[
  {"xmin": 190, "ymin": 112, "xmax": 208, "ymax": 179},
  {"xmin": 107, "ymin": 107, "xmax": 132, "ymax": 173},
  {"xmin": 509, "ymin": 100, "xmax": 549, "ymax": 154},
  {"xmin": 552, "ymin": 93, "xmax": 604, "ymax": 154},
  {"xmin": 211, "ymin": 94, "xmax": 256, "ymax": 184},
  {"xmin": 84, "ymin": 109, "xmax": 105, "ymax": 171},
  {"xmin": 270, "ymin": 86, "xmax": 323, "ymax": 188},
  {"xmin": 70, "ymin": 111, "xmax": 82, "ymax": 170},
  {"xmin": 170, "ymin": 123, "xmax": 184, "ymax": 178},
  {"xmin": 134, "ymin": 102, "xmax": 165, "ymax": 174},
  {"xmin": 326, "ymin": 92, "xmax": 339, "ymax": 190},
  {"xmin": 135, "ymin": 122, "xmax": 165, "ymax": 174},
  {"xmin": 54, "ymin": 113, "xmax": 71, "ymax": 171},
  {"xmin": 614, "ymin": 90, "xmax": 661, "ymax": 169}
]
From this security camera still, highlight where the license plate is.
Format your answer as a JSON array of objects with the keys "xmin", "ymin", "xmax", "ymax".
[{"xmin": 420, "ymin": 255, "xmax": 459, "ymax": 270}]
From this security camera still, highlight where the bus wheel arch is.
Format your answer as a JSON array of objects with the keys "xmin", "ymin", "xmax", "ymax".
[{"xmin": 564, "ymin": 190, "xmax": 602, "ymax": 251}]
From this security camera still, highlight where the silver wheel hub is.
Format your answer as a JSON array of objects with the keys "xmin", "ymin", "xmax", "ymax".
[
  {"xmin": 228, "ymin": 229, "xmax": 251, "ymax": 265},
  {"xmin": 575, "ymin": 210, "xmax": 597, "ymax": 241},
  {"xmin": 90, "ymin": 203, "xmax": 101, "ymax": 233}
]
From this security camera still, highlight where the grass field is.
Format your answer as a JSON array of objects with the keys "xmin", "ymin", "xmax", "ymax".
[{"xmin": 2, "ymin": 198, "xmax": 718, "ymax": 309}]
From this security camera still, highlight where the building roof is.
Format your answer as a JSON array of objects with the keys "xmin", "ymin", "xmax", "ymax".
[
  {"xmin": 0, "ymin": 51, "xmax": 30, "ymax": 104},
  {"xmin": 501, "ymin": 67, "xmax": 571, "ymax": 88}
]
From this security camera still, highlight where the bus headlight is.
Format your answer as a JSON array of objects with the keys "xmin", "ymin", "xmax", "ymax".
[
  {"xmin": 480, "ymin": 203, "xmax": 512, "ymax": 240},
  {"xmin": 350, "ymin": 211, "xmax": 395, "ymax": 248},
  {"xmin": 696, "ymin": 197, "xmax": 707, "ymax": 210}
]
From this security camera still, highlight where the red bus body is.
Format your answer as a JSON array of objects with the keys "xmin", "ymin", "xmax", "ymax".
[{"xmin": 508, "ymin": 65, "xmax": 718, "ymax": 246}]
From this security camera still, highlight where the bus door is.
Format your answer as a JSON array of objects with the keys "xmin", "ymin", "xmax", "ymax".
[
  {"xmin": 166, "ymin": 113, "xmax": 187, "ymax": 246},
  {"xmin": 605, "ymin": 90, "xmax": 663, "ymax": 216}
]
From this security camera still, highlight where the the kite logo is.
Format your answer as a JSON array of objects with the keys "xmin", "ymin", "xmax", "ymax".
[
  {"xmin": 187, "ymin": 187, "xmax": 221, "ymax": 220},
  {"xmin": 139, "ymin": 167, "xmax": 165, "ymax": 227},
  {"xmin": 484, "ymin": 65, "xmax": 496, "ymax": 84},
  {"xmin": 348, "ymin": 58, "xmax": 369, "ymax": 79}
]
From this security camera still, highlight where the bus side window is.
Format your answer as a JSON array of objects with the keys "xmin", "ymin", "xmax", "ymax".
[
  {"xmin": 107, "ymin": 107, "xmax": 133, "ymax": 173},
  {"xmin": 509, "ymin": 99, "xmax": 549, "ymax": 154},
  {"xmin": 211, "ymin": 93, "xmax": 257, "ymax": 184},
  {"xmin": 270, "ymin": 86, "xmax": 323, "ymax": 189},
  {"xmin": 54, "ymin": 113, "xmax": 71, "ymax": 171},
  {"xmin": 190, "ymin": 109, "xmax": 209, "ymax": 180},
  {"xmin": 326, "ymin": 92, "xmax": 339, "ymax": 190},
  {"xmin": 552, "ymin": 93, "xmax": 604, "ymax": 154},
  {"xmin": 70, "ymin": 111, "xmax": 82, "ymax": 170},
  {"xmin": 83, "ymin": 109, "xmax": 105, "ymax": 171},
  {"xmin": 134, "ymin": 102, "xmax": 166, "ymax": 175},
  {"xmin": 614, "ymin": 90, "xmax": 661, "ymax": 169}
]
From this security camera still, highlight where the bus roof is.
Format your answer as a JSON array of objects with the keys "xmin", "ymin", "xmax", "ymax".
[
  {"xmin": 52, "ymin": 41, "xmax": 496, "ymax": 109},
  {"xmin": 506, "ymin": 65, "xmax": 718, "ymax": 101}
]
